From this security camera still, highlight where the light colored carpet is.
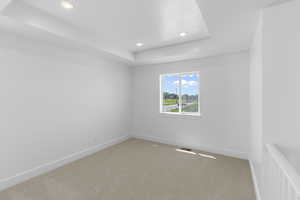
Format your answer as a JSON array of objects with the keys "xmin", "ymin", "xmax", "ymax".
[{"xmin": 0, "ymin": 139, "xmax": 255, "ymax": 200}]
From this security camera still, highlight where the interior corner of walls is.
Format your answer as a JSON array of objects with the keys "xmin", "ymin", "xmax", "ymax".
[
  {"xmin": 249, "ymin": 160, "xmax": 262, "ymax": 200},
  {"xmin": 0, "ymin": 135, "xmax": 130, "ymax": 192}
]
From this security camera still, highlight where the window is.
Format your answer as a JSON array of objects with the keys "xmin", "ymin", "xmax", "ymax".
[{"xmin": 160, "ymin": 72, "xmax": 200, "ymax": 116}]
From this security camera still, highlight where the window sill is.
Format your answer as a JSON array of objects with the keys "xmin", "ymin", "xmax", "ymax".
[{"xmin": 159, "ymin": 112, "xmax": 201, "ymax": 119}]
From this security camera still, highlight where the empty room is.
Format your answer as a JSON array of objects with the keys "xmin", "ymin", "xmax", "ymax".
[{"xmin": 1, "ymin": 0, "xmax": 300, "ymax": 199}]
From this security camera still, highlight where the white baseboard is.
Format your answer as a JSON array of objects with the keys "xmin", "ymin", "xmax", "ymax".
[
  {"xmin": 0, "ymin": 135, "xmax": 130, "ymax": 192},
  {"xmin": 249, "ymin": 160, "xmax": 262, "ymax": 200},
  {"xmin": 132, "ymin": 134, "xmax": 248, "ymax": 160}
]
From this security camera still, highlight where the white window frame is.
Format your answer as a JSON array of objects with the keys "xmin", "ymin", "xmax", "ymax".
[{"xmin": 160, "ymin": 71, "xmax": 201, "ymax": 116}]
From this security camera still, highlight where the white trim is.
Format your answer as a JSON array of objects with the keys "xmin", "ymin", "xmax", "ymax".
[
  {"xmin": 0, "ymin": 135, "xmax": 130, "ymax": 192},
  {"xmin": 160, "ymin": 112, "xmax": 201, "ymax": 117},
  {"xmin": 249, "ymin": 160, "xmax": 262, "ymax": 200},
  {"xmin": 159, "ymin": 74, "xmax": 163, "ymax": 113},
  {"xmin": 132, "ymin": 134, "xmax": 248, "ymax": 160}
]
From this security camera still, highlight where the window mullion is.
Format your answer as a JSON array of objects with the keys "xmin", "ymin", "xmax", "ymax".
[
  {"xmin": 160, "ymin": 75, "xmax": 163, "ymax": 113},
  {"xmin": 179, "ymin": 74, "xmax": 182, "ymax": 113}
]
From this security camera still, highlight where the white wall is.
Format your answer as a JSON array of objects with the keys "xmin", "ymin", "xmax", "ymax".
[
  {"xmin": 263, "ymin": 0, "xmax": 300, "ymax": 172},
  {"xmin": 132, "ymin": 51, "xmax": 250, "ymax": 159},
  {"xmin": 249, "ymin": 1, "xmax": 300, "ymax": 198},
  {"xmin": 0, "ymin": 31, "xmax": 132, "ymax": 188}
]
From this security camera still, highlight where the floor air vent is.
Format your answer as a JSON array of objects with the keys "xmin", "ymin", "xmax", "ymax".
[{"xmin": 180, "ymin": 148, "xmax": 193, "ymax": 152}]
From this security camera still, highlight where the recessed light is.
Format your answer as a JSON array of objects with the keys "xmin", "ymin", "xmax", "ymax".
[
  {"xmin": 179, "ymin": 32, "xmax": 187, "ymax": 37},
  {"xmin": 136, "ymin": 43, "xmax": 144, "ymax": 47},
  {"xmin": 61, "ymin": 1, "xmax": 74, "ymax": 9}
]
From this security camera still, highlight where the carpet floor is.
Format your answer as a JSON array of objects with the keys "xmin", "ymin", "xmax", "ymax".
[{"xmin": 0, "ymin": 139, "xmax": 255, "ymax": 200}]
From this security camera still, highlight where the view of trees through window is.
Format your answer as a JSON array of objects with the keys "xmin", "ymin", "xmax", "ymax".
[{"xmin": 161, "ymin": 72, "xmax": 200, "ymax": 114}]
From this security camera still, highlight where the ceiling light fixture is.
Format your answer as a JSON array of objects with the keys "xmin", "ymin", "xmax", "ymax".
[
  {"xmin": 179, "ymin": 32, "xmax": 187, "ymax": 37},
  {"xmin": 136, "ymin": 43, "xmax": 144, "ymax": 47},
  {"xmin": 61, "ymin": 0, "xmax": 74, "ymax": 9}
]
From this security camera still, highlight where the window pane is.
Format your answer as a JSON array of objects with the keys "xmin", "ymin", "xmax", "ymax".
[
  {"xmin": 181, "ymin": 73, "xmax": 199, "ymax": 113},
  {"xmin": 162, "ymin": 75, "xmax": 179, "ymax": 113}
]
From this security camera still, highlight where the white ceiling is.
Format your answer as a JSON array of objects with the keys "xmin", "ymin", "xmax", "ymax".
[
  {"xmin": 22, "ymin": 0, "xmax": 209, "ymax": 52},
  {"xmin": 135, "ymin": 0, "xmax": 274, "ymax": 64},
  {"xmin": 0, "ymin": 0, "xmax": 283, "ymax": 65}
]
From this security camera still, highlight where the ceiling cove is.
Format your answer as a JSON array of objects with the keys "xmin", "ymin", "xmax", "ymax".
[
  {"xmin": 0, "ymin": 0, "xmax": 210, "ymax": 64},
  {"xmin": 0, "ymin": 0, "xmax": 281, "ymax": 65}
]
